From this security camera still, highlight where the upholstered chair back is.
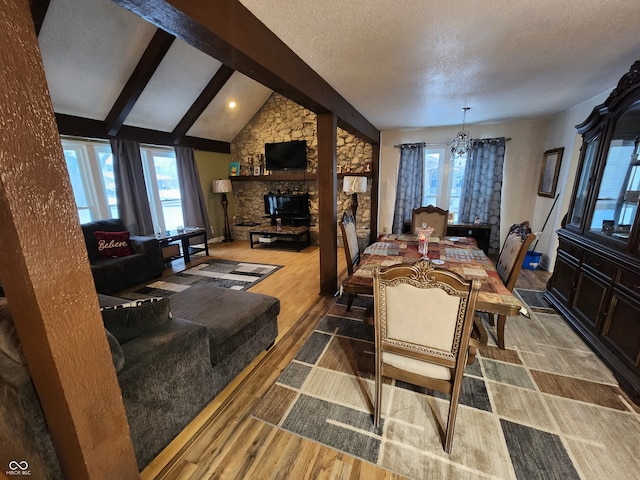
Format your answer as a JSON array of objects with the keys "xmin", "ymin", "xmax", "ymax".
[
  {"xmin": 496, "ymin": 221, "xmax": 536, "ymax": 291},
  {"xmin": 373, "ymin": 258, "xmax": 480, "ymax": 453},
  {"xmin": 411, "ymin": 205, "xmax": 449, "ymax": 237},
  {"xmin": 340, "ymin": 214, "xmax": 360, "ymax": 276},
  {"xmin": 374, "ymin": 259, "xmax": 478, "ymax": 376},
  {"xmin": 380, "ymin": 279, "xmax": 462, "ymax": 380}
]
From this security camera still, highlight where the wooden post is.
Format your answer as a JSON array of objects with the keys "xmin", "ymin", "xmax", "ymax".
[
  {"xmin": 369, "ymin": 142, "xmax": 380, "ymax": 245},
  {"xmin": 317, "ymin": 113, "xmax": 338, "ymax": 295},
  {"xmin": 0, "ymin": 2, "xmax": 138, "ymax": 478}
]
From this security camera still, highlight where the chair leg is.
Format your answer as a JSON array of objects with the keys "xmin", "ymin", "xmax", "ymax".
[
  {"xmin": 473, "ymin": 314, "xmax": 488, "ymax": 345},
  {"xmin": 374, "ymin": 364, "xmax": 382, "ymax": 427},
  {"xmin": 497, "ymin": 314, "xmax": 507, "ymax": 349},
  {"xmin": 443, "ymin": 376, "xmax": 464, "ymax": 453},
  {"xmin": 347, "ymin": 293, "xmax": 354, "ymax": 311}
]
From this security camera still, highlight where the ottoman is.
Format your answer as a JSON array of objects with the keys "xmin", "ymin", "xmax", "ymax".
[{"xmin": 167, "ymin": 285, "xmax": 280, "ymax": 395}]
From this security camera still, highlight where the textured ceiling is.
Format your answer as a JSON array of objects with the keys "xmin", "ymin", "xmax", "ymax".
[
  {"xmin": 37, "ymin": 0, "xmax": 640, "ymax": 143},
  {"xmin": 239, "ymin": 0, "xmax": 640, "ymax": 129}
]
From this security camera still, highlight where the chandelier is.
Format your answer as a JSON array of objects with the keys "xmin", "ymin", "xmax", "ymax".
[{"xmin": 450, "ymin": 107, "xmax": 472, "ymax": 157}]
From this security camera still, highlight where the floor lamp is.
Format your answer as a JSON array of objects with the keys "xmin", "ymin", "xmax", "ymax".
[
  {"xmin": 212, "ymin": 179, "xmax": 233, "ymax": 242},
  {"xmin": 342, "ymin": 176, "xmax": 368, "ymax": 224}
]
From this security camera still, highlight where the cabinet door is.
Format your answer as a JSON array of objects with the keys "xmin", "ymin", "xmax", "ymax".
[
  {"xmin": 586, "ymin": 102, "xmax": 640, "ymax": 248},
  {"xmin": 569, "ymin": 133, "xmax": 600, "ymax": 230},
  {"xmin": 572, "ymin": 269, "xmax": 610, "ymax": 332},
  {"xmin": 601, "ymin": 289, "xmax": 640, "ymax": 372},
  {"xmin": 548, "ymin": 253, "xmax": 579, "ymax": 307}
]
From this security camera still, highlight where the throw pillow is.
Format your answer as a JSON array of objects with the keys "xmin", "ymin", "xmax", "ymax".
[
  {"xmin": 94, "ymin": 230, "xmax": 134, "ymax": 258},
  {"xmin": 100, "ymin": 297, "xmax": 171, "ymax": 344}
]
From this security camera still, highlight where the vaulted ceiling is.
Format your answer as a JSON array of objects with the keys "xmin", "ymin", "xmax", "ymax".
[{"xmin": 35, "ymin": 0, "xmax": 640, "ymax": 151}]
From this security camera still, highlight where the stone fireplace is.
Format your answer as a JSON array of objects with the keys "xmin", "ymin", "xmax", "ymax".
[{"xmin": 229, "ymin": 93, "xmax": 373, "ymax": 246}]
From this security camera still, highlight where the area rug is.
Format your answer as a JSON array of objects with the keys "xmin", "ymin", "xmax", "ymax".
[
  {"xmin": 130, "ymin": 260, "xmax": 282, "ymax": 297},
  {"xmin": 513, "ymin": 288, "xmax": 556, "ymax": 314},
  {"xmin": 251, "ymin": 294, "xmax": 640, "ymax": 480}
]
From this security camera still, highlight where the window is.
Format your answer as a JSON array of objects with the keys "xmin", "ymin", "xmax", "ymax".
[
  {"xmin": 423, "ymin": 148, "xmax": 467, "ymax": 223},
  {"xmin": 61, "ymin": 139, "xmax": 116, "ymax": 223},
  {"xmin": 140, "ymin": 146, "xmax": 184, "ymax": 233}
]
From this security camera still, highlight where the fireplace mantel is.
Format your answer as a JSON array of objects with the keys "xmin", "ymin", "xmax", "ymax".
[{"xmin": 229, "ymin": 171, "xmax": 373, "ymax": 182}]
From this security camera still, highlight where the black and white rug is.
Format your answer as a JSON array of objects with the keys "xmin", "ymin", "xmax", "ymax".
[{"xmin": 132, "ymin": 260, "xmax": 282, "ymax": 297}]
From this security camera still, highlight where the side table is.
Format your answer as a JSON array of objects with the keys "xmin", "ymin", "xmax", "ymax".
[{"xmin": 157, "ymin": 228, "xmax": 208, "ymax": 263}]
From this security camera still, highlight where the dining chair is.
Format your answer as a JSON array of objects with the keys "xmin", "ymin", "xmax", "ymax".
[
  {"xmin": 339, "ymin": 213, "xmax": 369, "ymax": 311},
  {"xmin": 373, "ymin": 258, "xmax": 480, "ymax": 453},
  {"xmin": 411, "ymin": 205, "xmax": 449, "ymax": 237},
  {"xmin": 483, "ymin": 221, "xmax": 536, "ymax": 349}
]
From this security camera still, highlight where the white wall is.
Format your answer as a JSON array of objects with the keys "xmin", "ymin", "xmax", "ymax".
[
  {"xmin": 379, "ymin": 119, "xmax": 548, "ymax": 247},
  {"xmin": 533, "ymin": 89, "xmax": 611, "ymax": 270},
  {"xmin": 379, "ymin": 88, "xmax": 615, "ymax": 271}
]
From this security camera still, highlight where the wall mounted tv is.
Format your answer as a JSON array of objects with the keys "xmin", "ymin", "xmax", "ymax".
[{"xmin": 265, "ymin": 140, "xmax": 307, "ymax": 171}]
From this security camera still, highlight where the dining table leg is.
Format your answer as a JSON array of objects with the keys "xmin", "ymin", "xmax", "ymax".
[
  {"xmin": 496, "ymin": 314, "xmax": 507, "ymax": 350},
  {"xmin": 473, "ymin": 314, "xmax": 488, "ymax": 345}
]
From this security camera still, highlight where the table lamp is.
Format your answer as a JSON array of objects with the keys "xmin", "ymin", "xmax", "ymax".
[
  {"xmin": 342, "ymin": 176, "xmax": 367, "ymax": 223},
  {"xmin": 212, "ymin": 179, "xmax": 233, "ymax": 242}
]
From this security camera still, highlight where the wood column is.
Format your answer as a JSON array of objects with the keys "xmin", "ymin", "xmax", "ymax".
[
  {"xmin": 317, "ymin": 113, "xmax": 338, "ymax": 295},
  {"xmin": 369, "ymin": 142, "xmax": 380, "ymax": 245},
  {"xmin": 0, "ymin": 2, "xmax": 138, "ymax": 479}
]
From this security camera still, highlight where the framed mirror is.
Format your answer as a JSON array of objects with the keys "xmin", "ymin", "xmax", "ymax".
[{"xmin": 538, "ymin": 147, "xmax": 564, "ymax": 197}]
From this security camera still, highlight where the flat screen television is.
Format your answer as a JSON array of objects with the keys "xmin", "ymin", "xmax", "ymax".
[
  {"xmin": 265, "ymin": 140, "xmax": 307, "ymax": 171},
  {"xmin": 264, "ymin": 193, "xmax": 309, "ymax": 218},
  {"xmin": 263, "ymin": 193, "xmax": 310, "ymax": 226}
]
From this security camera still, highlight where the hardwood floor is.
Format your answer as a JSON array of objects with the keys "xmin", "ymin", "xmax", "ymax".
[{"xmin": 141, "ymin": 241, "xmax": 550, "ymax": 479}]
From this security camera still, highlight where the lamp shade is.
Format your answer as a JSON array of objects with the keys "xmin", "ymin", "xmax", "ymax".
[
  {"xmin": 342, "ymin": 176, "xmax": 367, "ymax": 194},
  {"xmin": 212, "ymin": 179, "xmax": 233, "ymax": 194}
]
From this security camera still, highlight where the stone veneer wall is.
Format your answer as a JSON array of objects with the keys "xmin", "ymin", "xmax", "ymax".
[{"xmin": 230, "ymin": 93, "xmax": 372, "ymax": 240}]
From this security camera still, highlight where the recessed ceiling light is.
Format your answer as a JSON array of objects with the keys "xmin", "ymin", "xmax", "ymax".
[{"xmin": 228, "ymin": 101, "xmax": 237, "ymax": 109}]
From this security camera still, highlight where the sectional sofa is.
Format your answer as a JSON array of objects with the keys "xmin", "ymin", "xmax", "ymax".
[{"xmin": 0, "ymin": 284, "xmax": 279, "ymax": 478}]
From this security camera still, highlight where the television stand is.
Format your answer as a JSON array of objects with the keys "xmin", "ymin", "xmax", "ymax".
[{"xmin": 249, "ymin": 225, "xmax": 310, "ymax": 252}]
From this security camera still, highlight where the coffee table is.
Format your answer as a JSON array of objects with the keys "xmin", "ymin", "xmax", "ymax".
[
  {"xmin": 249, "ymin": 225, "xmax": 310, "ymax": 251},
  {"xmin": 157, "ymin": 227, "xmax": 208, "ymax": 263}
]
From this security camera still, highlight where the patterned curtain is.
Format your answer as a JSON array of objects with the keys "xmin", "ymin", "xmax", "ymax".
[
  {"xmin": 458, "ymin": 137, "xmax": 506, "ymax": 253},
  {"xmin": 110, "ymin": 138, "xmax": 154, "ymax": 236},
  {"xmin": 392, "ymin": 143, "xmax": 424, "ymax": 234},
  {"xmin": 175, "ymin": 146, "xmax": 210, "ymax": 243}
]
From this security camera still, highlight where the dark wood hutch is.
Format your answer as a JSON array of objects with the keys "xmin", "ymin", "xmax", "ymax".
[{"xmin": 546, "ymin": 61, "xmax": 640, "ymax": 403}]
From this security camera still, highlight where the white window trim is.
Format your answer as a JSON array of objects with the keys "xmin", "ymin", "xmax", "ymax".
[
  {"xmin": 140, "ymin": 146, "xmax": 182, "ymax": 234},
  {"xmin": 423, "ymin": 147, "xmax": 467, "ymax": 224},
  {"xmin": 61, "ymin": 138, "xmax": 114, "ymax": 222}
]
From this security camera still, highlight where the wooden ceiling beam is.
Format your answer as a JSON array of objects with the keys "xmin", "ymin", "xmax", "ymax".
[
  {"xmin": 171, "ymin": 64, "xmax": 235, "ymax": 143},
  {"xmin": 110, "ymin": 0, "xmax": 380, "ymax": 145},
  {"xmin": 104, "ymin": 28, "xmax": 175, "ymax": 136},
  {"xmin": 56, "ymin": 113, "xmax": 231, "ymax": 153},
  {"xmin": 30, "ymin": 0, "xmax": 50, "ymax": 36}
]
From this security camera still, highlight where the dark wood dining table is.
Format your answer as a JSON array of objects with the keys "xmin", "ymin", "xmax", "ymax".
[{"xmin": 345, "ymin": 234, "xmax": 523, "ymax": 317}]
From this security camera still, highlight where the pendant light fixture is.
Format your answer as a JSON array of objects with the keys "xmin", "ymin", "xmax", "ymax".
[{"xmin": 451, "ymin": 107, "xmax": 472, "ymax": 157}]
